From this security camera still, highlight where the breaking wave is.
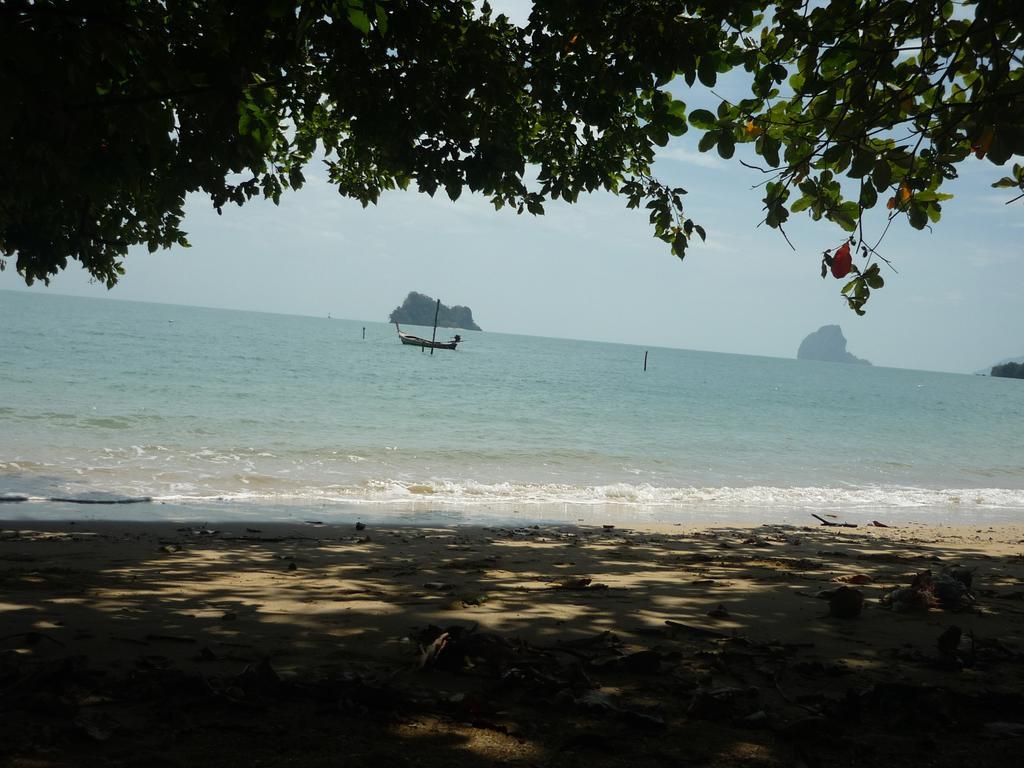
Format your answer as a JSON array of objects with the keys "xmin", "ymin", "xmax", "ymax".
[{"xmin": 150, "ymin": 480, "xmax": 1024, "ymax": 511}]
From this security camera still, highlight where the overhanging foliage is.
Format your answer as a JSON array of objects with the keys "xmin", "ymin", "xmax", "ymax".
[{"xmin": 1, "ymin": 1, "xmax": 1021, "ymax": 311}]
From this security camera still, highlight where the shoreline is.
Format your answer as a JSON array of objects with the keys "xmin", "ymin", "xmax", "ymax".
[
  {"xmin": 2, "ymin": 517, "xmax": 1023, "ymax": 766},
  {"xmin": 2, "ymin": 495, "xmax": 1023, "ymax": 528}
]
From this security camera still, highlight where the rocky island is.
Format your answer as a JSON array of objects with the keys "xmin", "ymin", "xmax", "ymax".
[
  {"xmin": 992, "ymin": 361, "xmax": 1024, "ymax": 379},
  {"xmin": 388, "ymin": 291, "xmax": 481, "ymax": 331},
  {"xmin": 797, "ymin": 324, "xmax": 871, "ymax": 365}
]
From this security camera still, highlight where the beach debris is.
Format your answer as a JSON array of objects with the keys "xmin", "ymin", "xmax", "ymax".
[
  {"xmin": 73, "ymin": 711, "xmax": 118, "ymax": 741},
  {"xmin": 1, "ymin": 631, "xmax": 65, "ymax": 648},
  {"xmin": 547, "ymin": 630, "xmax": 622, "ymax": 660},
  {"xmin": 414, "ymin": 624, "xmax": 518, "ymax": 673},
  {"xmin": 194, "ymin": 646, "xmax": 219, "ymax": 662},
  {"xmin": 811, "ymin": 514, "xmax": 857, "ymax": 528},
  {"xmin": 245, "ymin": 528, "xmax": 262, "ymax": 533},
  {"xmin": 144, "ymin": 634, "xmax": 196, "ymax": 644},
  {"xmin": 574, "ymin": 689, "xmax": 666, "ymax": 729},
  {"xmin": 869, "ymin": 520, "xmax": 892, "ymax": 528},
  {"xmin": 158, "ymin": 543, "xmax": 182, "ymax": 554},
  {"xmin": 833, "ymin": 573, "xmax": 873, "ymax": 585},
  {"xmin": 615, "ymin": 649, "xmax": 665, "ymax": 675},
  {"xmin": 933, "ymin": 573, "xmax": 973, "ymax": 608},
  {"xmin": 230, "ymin": 659, "xmax": 283, "ymax": 701},
  {"xmin": 553, "ymin": 576, "xmax": 593, "ymax": 590},
  {"xmin": 948, "ymin": 565, "xmax": 976, "ymax": 589},
  {"xmin": 440, "ymin": 555, "xmax": 499, "ymax": 571},
  {"xmin": 423, "ymin": 581, "xmax": 455, "ymax": 591},
  {"xmin": 983, "ymin": 721, "xmax": 1024, "ymax": 739},
  {"xmin": 936, "ymin": 625, "xmax": 964, "ymax": 659},
  {"xmin": 665, "ymin": 619, "xmax": 729, "ymax": 639},
  {"xmin": 996, "ymin": 590, "xmax": 1024, "ymax": 601},
  {"xmin": 355, "ymin": 521, "xmax": 366, "ymax": 531},
  {"xmin": 882, "ymin": 568, "xmax": 976, "ymax": 612},
  {"xmin": 777, "ymin": 714, "xmax": 830, "ymax": 738},
  {"xmin": 828, "ymin": 586, "xmax": 864, "ymax": 618},
  {"xmin": 287, "ymin": 561, "xmax": 297, "ymax": 571},
  {"xmin": 688, "ymin": 685, "xmax": 761, "ymax": 722},
  {"xmin": 601, "ymin": 524, "xmax": 615, "ymax": 531},
  {"xmin": 707, "ymin": 604, "xmax": 731, "ymax": 619},
  {"xmin": 885, "ymin": 586, "xmax": 931, "ymax": 613},
  {"xmin": 446, "ymin": 594, "xmax": 488, "ymax": 610}
]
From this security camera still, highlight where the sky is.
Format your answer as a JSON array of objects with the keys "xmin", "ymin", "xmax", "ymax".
[{"xmin": 2, "ymin": 2, "xmax": 1021, "ymax": 374}]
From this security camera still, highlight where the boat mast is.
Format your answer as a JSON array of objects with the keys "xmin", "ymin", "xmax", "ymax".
[{"xmin": 429, "ymin": 298, "xmax": 440, "ymax": 355}]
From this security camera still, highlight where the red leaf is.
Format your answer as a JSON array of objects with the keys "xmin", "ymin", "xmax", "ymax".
[{"xmin": 831, "ymin": 243, "xmax": 852, "ymax": 278}]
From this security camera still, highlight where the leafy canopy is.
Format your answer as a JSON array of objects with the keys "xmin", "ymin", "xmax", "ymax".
[{"xmin": 1, "ymin": 0, "xmax": 1021, "ymax": 312}]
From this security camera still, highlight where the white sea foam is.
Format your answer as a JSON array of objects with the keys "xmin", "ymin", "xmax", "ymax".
[{"xmin": 148, "ymin": 480, "xmax": 1024, "ymax": 510}]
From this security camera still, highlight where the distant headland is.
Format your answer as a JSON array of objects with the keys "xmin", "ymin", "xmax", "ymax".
[
  {"xmin": 992, "ymin": 361, "xmax": 1024, "ymax": 379},
  {"xmin": 797, "ymin": 325, "xmax": 871, "ymax": 365},
  {"xmin": 388, "ymin": 292, "xmax": 481, "ymax": 331}
]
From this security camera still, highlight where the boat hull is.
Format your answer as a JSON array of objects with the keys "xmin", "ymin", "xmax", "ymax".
[{"xmin": 398, "ymin": 332, "xmax": 458, "ymax": 350}]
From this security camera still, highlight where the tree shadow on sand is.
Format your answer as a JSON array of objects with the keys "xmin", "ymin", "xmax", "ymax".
[{"xmin": 2, "ymin": 520, "xmax": 1023, "ymax": 767}]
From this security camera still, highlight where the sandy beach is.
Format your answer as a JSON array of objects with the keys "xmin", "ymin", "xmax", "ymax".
[{"xmin": 2, "ymin": 516, "xmax": 1023, "ymax": 766}]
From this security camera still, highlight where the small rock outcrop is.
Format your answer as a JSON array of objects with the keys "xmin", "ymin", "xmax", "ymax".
[
  {"xmin": 797, "ymin": 325, "xmax": 871, "ymax": 365},
  {"xmin": 388, "ymin": 292, "xmax": 481, "ymax": 331}
]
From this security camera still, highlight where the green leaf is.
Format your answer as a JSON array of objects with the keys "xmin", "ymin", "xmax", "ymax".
[
  {"xmin": 717, "ymin": 134, "xmax": 735, "ymax": 159},
  {"xmin": 698, "ymin": 55, "xmax": 717, "ymax": 87},
  {"xmin": 791, "ymin": 195, "xmax": 814, "ymax": 213},
  {"xmin": 347, "ymin": 8, "xmax": 371, "ymax": 35},
  {"xmin": 688, "ymin": 109, "xmax": 717, "ymax": 130},
  {"xmin": 908, "ymin": 203, "xmax": 928, "ymax": 229},
  {"xmin": 667, "ymin": 99, "xmax": 687, "ymax": 119},
  {"xmin": 665, "ymin": 115, "xmax": 688, "ymax": 137},
  {"xmin": 812, "ymin": 91, "xmax": 835, "ymax": 119},
  {"xmin": 647, "ymin": 124, "xmax": 670, "ymax": 147},
  {"xmin": 859, "ymin": 182, "xmax": 877, "ymax": 208},
  {"xmin": 872, "ymin": 159, "xmax": 892, "ymax": 190},
  {"xmin": 697, "ymin": 132, "xmax": 717, "ymax": 153},
  {"xmin": 849, "ymin": 150, "xmax": 875, "ymax": 179},
  {"xmin": 833, "ymin": 202, "xmax": 860, "ymax": 232},
  {"xmin": 913, "ymin": 191, "xmax": 953, "ymax": 202}
]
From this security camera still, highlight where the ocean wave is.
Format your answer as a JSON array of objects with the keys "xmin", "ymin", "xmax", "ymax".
[{"xmin": 150, "ymin": 480, "xmax": 1024, "ymax": 510}]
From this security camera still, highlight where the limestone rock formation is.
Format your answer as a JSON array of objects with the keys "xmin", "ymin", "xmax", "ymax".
[
  {"xmin": 797, "ymin": 325, "xmax": 871, "ymax": 365},
  {"xmin": 388, "ymin": 292, "xmax": 481, "ymax": 331}
]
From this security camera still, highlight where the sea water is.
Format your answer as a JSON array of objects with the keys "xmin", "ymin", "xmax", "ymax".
[{"xmin": 2, "ymin": 290, "xmax": 1022, "ymax": 525}]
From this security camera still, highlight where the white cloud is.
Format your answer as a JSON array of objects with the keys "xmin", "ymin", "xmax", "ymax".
[{"xmin": 656, "ymin": 146, "xmax": 725, "ymax": 169}]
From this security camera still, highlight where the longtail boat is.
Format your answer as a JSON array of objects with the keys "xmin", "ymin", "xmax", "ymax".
[{"xmin": 397, "ymin": 329, "xmax": 461, "ymax": 350}]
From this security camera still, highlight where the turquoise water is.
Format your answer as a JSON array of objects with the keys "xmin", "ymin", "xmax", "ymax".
[{"xmin": 2, "ymin": 289, "xmax": 1023, "ymax": 524}]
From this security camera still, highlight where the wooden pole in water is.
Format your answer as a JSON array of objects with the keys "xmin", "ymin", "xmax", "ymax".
[
  {"xmin": 362, "ymin": 327, "xmax": 365, "ymax": 340},
  {"xmin": 430, "ymin": 298, "xmax": 440, "ymax": 356},
  {"xmin": 644, "ymin": 350, "xmax": 648, "ymax": 371}
]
